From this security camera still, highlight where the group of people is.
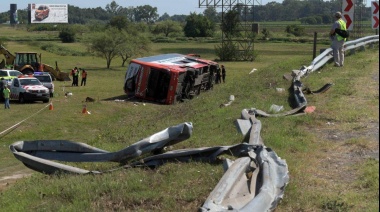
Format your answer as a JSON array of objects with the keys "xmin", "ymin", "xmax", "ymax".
[
  {"xmin": 71, "ymin": 67, "xmax": 88, "ymax": 86},
  {"xmin": 2, "ymin": 13, "xmax": 345, "ymax": 109},
  {"xmin": 1, "ymin": 77, "xmax": 10, "ymax": 109}
]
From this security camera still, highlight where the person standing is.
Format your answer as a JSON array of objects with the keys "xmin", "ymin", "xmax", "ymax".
[
  {"xmin": 81, "ymin": 69, "xmax": 87, "ymax": 86},
  {"xmin": 71, "ymin": 67, "xmax": 78, "ymax": 86},
  {"xmin": 221, "ymin": 65, "xmax": 226, "ymax": 83},
  {"xmin": 330, "ymin": 12, "xmax": 347, "ymax": 67},
  {"xmin": 74, "ymin": 68, "xmax": 80, "ymax": 86},
  {"xmin": 3, "ymin": 85, "xmax": 10, "ymax": 109},
  {"xmin": 215, "ymin": 67, "xmax": 221, "ymax": 84}
]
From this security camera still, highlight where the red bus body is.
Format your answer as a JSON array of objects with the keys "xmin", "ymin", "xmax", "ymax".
[{"xmin": 124, "ymin": 53, "xmax": 219, "ymax": 104}]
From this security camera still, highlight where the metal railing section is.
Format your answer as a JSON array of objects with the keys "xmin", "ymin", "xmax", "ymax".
[{"xmin": 295, "ymin": 35, "xmax": 379, "ymax": 80}]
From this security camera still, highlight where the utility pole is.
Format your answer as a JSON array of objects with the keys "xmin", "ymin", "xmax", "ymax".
[{"xmin": 199, "ymin": 0, "xmax": 256, "ymax": 61}]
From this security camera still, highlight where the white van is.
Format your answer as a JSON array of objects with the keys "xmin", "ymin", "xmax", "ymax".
[{"xmin": 33, "ymin": 72, "xmax": 54, "ymax": 97}]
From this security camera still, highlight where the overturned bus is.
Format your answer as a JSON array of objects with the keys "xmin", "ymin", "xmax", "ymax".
[{"xmin": 123, "ymin": 53, "xmax": 220, "ymax": 104}]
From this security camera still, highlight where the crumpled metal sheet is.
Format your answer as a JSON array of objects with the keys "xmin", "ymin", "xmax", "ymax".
[
  {"xmin": 239, "ymin": 105, "xmax": 306, "ymax": 118},
  {"xmin": 9, "ymin": 116, "xmax": 289, "ymax": 211},
  {"xmin": 200, "ymin": 147, "xmax": 289, "ymax": 212},
  {"xmin": 303, "ymin": 83, "xmax": 334, "ymax": 95},
  {"xmin": 9, "ymin": 122, "xmax": 193, "ymax": 174}
]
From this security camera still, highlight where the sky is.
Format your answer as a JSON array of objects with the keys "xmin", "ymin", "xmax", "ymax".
[
  {"xmin": 0, "ymin": 0, "xmax": 281, "ymax": 16},
  {"xmin": 1, "ymin": 0, "xmax": 375, "ymax": 16}
]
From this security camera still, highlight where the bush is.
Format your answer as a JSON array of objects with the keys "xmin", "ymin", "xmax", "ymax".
[
  {"xmin": 59, "ymin": 27, "xmax": 76, "ymax": 43},
  {"xmin": 261, "ymin": 28, "xmax": 271, "ymax": 40},
  {"xmin": 215, "ymin": 41, "xmax": 236, "ymax": 61},
  {"xmin": 285, "ymin": 24, "xmax": 305, "ymax": 37}
]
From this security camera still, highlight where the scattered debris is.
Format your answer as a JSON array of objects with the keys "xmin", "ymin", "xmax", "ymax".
[
  {"xmin": 249, "ymin": 68, "xmax": 257, "ymax": 74},
  {"xmin": 269, "ymin": 104, "xmax": 284, "ymax": 113},
  {"xmin": 282, "ymin": 73, "xmax": 293, "ymax": 81},
  {"xmin": 304, "ymin": 106, "xmax": 316, "ymax": 113},
  {"xmin": 303, "ymin": 83, "xmax": 334, "ymax": 94},
  {"xmin": 9, "ymin": 116, "xmax": 289, "ymax": 211},
  {"xmin": 85, "ymin": 97, "xmax": 96, "ymax": 102},
  {"xmin": 65, "ymin": 92, "xmax": 73, "ymax": 97},
  {"xmin": 220, "ymin": 95, "xmax": 235, "ymax": 107}
]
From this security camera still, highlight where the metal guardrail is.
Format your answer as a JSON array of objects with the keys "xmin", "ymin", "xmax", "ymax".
[
  {"xmin": 295, "ymin": 35, "xmax": 379, "ymax": 80},
  {"xmin": 285, "ymin": 35, "xmax": 379, "ymax": 109},
  {"xmin": 251, "ymin": 35, "xmax": 379, "ymax": 116}
]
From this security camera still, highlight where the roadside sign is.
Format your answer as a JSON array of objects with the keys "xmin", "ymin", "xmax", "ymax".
[
  {"xmin": 372, "ymin": 1, "xmax": 379, "ymax": 29},
  {"xmin": 342, "ymin": 0, "xmax": 354, "ymax": 30}
]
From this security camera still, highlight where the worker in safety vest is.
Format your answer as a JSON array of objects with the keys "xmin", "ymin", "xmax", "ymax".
[
  {"xmin": 330, "ymin": 11, "xmax": 346, "ymax": 67},
  {"xmin": 3, "ymin": 85, "xmax": 10, "ymax": 109}
]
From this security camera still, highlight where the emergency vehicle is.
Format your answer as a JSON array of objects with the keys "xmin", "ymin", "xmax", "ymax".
[
  {"xmin": 123, "ymin": 53, "xmax": 220, "ymax": 104},
  {"xmin": 33, "ymin": 72, "xmax": 54, "ymax": 97},
  {"xmin": 9, "ymin": 75, "xmax": 50, "ymax": 103}
]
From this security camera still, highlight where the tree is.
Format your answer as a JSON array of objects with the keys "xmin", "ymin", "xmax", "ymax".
[
  {"xmin": 134, "ymin": 5, "xmax": 159, "ymax": 24},
  {"xmin": 158, "ymin": 13, "xmax": 170, "ymax": 21},
  {"xmin": 221, "ymin": 10, "xmax": 240, "ymax": 38},
  {"xmin": 118, "ymin": 6, "xmax": 135, "ymax": 21},
  {"xmin": 105, "ymin": 1, "xmax": 123, "ymax": 15},
  {"xmin": 108, "ymin": 16, "xmax": 129, "ymax": 30},
  {"xmin": 153, "ymin": 20, "xmax": 182, "ymax": 37},
  {"xmin": 84, "ymin": 27, "xmax": 126, "ymax": 69},
  {"xmin": 184, "ymin": 13, "xmax": 214, "ymax": 37},
  {"xmin": 118, "ymin": 34, "xmax": 151, "ymax": 67},
  {"xmin": 203, "ymin": 7, "xmax": 219, "ymax": 23},
  {"xmin": 171, "ymin": 15, "xmax": 187, "ymax": 22}
]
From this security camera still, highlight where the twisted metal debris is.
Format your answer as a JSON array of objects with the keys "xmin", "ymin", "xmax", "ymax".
[{"xmin": 10, "ymin": 113, "xmax": 289, "ymax": 211}]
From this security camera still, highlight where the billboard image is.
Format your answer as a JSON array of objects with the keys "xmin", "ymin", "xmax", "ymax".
[{"xmin": 30, "ymin": 4, "xmax": 68, "ymax": 23}]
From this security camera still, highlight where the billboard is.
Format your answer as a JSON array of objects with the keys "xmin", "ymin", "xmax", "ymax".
[{"xmin": 30, "ymin": 4, "xmax": 68, "ymax": 23}]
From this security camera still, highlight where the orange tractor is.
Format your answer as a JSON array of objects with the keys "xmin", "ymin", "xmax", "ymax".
[{"xmin": 0, "ymin": 44, "xmax": 70, "ymax": 81}]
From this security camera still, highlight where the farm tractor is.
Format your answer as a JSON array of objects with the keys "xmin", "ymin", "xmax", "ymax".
[{"xmin": 0, "ymin": 44, "xmax": 70, "ymax": 81}]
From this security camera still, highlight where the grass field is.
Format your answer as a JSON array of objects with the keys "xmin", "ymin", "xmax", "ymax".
[{"xmin": 0, "ymin": 25, "xmax": 378, "ymax": 211}]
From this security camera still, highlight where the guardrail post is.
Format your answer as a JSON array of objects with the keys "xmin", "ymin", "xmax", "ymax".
[
  {"xmin": 313, "ymin": 32, "xmax": 317, "ymax": 59},
  {"xmin": 350, "ymin": 48, "xmax": 356, "ymax": 55}
]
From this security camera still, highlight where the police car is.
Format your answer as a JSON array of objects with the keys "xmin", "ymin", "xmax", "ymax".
[
  {"xmin": 33, "ymin": 72, "xmax": 54, "ymax": 97},
  {"xmin": 9, "ymin": 75, "xmax": 50, "ymax": 103},
  {"xmin": 0, "ymin": 69, "xmax": 22, "ymax": 86}
]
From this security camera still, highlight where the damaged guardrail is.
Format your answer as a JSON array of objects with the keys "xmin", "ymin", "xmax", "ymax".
[
  {"xmin": 294, "ymin": 35, "xmax": 379, "ymax": 80},
  {"xmin": 255, "ymin": 35, "xmax": 379, "ymax": 115},
  {"xmin": 289, "ymin": 35, "xmax": 379, "ymax": 110},
  {"xmin": 10, "ymin": 111, "xmax": 289, "ymax": 211}
]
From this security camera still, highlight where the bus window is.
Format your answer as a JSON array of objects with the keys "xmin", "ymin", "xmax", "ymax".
[{"xmin": 146, "ymin": 68, "xmax": 170, "ymax": 102}]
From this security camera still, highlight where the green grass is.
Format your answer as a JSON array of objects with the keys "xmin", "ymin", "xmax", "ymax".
[{"xmin": 0, "ymin": 27, "xmax": 378, "ymax": 211}]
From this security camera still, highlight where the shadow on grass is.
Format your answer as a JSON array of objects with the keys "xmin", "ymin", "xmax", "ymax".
[
  {"xmin": 160, "ymin": 48, "xmax": 216, "ymax": 56},
  {"xmin": 101, "ymin": 94, "xmax": 165, "ymax": 106}
]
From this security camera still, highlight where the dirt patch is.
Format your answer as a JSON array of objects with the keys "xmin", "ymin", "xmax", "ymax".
[
  {"xmin": 311, "ymin": 64, "xmax": 379, "ymax": 187},
  {"xmin": 0, "ymin": 171, "xmax": 32, "ymax": 192}
]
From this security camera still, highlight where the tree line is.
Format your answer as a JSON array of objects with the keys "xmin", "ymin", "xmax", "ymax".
[
  {"xmin": 0, "ymin": 0, "xmax": 373, "ymax": 66},
  {"xmin": 0, "ymin": 0, "xmax": 372, "ymax": 25}
]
